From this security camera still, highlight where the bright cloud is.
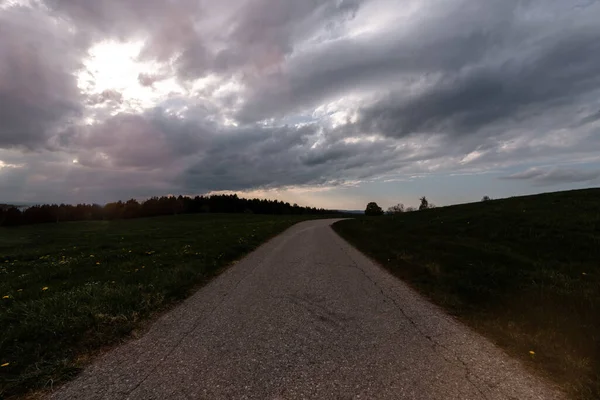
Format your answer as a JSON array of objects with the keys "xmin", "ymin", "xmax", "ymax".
[{"xmin": 77, "ymin": 40, "xmax": 186, "ymax": 114}]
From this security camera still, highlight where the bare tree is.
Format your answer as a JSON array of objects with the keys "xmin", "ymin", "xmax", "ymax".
[{"xmin": 387, "ymin": 203, "xmax": 405, "ymax": 214}]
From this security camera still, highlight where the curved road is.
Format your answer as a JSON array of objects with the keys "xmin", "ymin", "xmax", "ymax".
[{"xmin": 51, "ymin": 219, "xmax": 564, "ymax": 399}]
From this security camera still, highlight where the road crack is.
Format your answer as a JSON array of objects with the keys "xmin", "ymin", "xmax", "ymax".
[
  {"xmin": 123, "ymin": 244, "xmax": 275, "ymax": 398},
  {"xmin": 330, "ymin": 229, "xmax": 494, "ymax": 400}
]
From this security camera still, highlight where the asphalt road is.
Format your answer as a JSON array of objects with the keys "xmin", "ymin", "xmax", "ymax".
[{"xmin": 50, "ymin": 219, "xmax": 565, "ymax": 400}]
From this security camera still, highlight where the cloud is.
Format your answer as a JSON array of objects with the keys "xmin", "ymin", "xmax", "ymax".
[
  {"xmin": 0, "ymin": 152, "xmax": 181, "ymax": 204},
  {"xmin": 43, "ymin": 0, "xmax": 362, "ymax": 82},
  {"xmin": 180, "ymin": 120, "xmax": 452, "ymax": 195},
  {"xmin": 2, "ymin": 0, "xmax": 600, "ymax": 204},
  {"xmin": 237, "ymin": 0, "xmax": 520, "ymax": 122},
  {"xmin": 209, "ymin": 0, "xmax": 362, "ymax": 73},
  {"xmin": 66, "ymin": 109, "xmax": 208, "ymax": 169},
  {"xmin": 502, "ymin": 167, "xmax": 600, "ymax": 186},
  {"xmin": 352, "ymin": 9, "xmax": 600, "ymax": 139},
  {"xmin": 42, "ymin": 0, "xmax": 202, "ymax": 43},
  {"xmin": 86, "ymin": 90, "xmax": 123, "ymax": 105},
  {"xmin": 138, "ymin": 73, "xmax": 167, "ymax": 87},
  {"xmin": 576, "ymin": 110, "xmax": 600, "ymax": 127},
  {"xmin": 0, "ymin": 5, "xmax": 84, "ymax": 150}
]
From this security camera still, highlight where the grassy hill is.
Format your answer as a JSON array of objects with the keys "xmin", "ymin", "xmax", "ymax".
[
  {"xmin": 0, "ymin": 214, "xmax": 321, "ymax": 398},
  {"xmin": 333, "ymin": 188, "xmax": 600, "ymax": 399}
]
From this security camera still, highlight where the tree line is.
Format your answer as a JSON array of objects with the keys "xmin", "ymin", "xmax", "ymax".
[
  {"xmin": 0, "ymin": 194, "xmax": 335, "ymax": 227},
  {"xmin": 366, "ymin": 196, "xmax": 436, "ymax": 216},
  {"xmin": 367, "ymin": 195, "xmax": 494, "ymax": 216}
]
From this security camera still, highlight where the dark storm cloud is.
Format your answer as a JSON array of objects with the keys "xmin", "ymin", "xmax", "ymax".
[
  {"xmin": 502, "ymin": 167, "xmax": 600, "ymax": 186},
  {"xmin": 0, "ymin": 152, "xmax": 181, "ymax": 204},
  {"xmin": 183, "ymin": 125, "xmax": 319, "ymax": 191},
  {"xmin": 357, "ymin": 31, "xmax": 600, "ymax": 139},
  {"xmin": 238, "ymin": 0, "xmax": 600, "ymax": 134},
  {"xmin": 237, "ymin": 0, "xmax": 520, "ymax": 122},
  {"xmin": 68, "ymin": 109, "xmax": 208, "ymax": 169},
  {"xmin": 0, "ymin": 6, "xmax": 83, "ymax": 149},
  {"xmin": 576, "ymin": 110, "xmax": 600, "ymax": 128},
  {"xmin": 181, "ymin": 123, "xmax": 434, "ymax": 193},
  {"xmin": 205, "ymin": 0, "xmax": 362, "ymax": 72}
]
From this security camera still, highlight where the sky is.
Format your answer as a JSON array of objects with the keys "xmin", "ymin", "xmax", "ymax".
[{"xmin": 1, "ymin": 0, "xmax": 600, "ymax": 210}]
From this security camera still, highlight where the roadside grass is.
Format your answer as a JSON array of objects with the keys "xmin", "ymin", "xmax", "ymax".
[
  {"xmin": 0, "ymin": 214, "xmax": 318, "ymax": 398},
  {"xmin": 333, "ymin": 188, "xmax": 600, "ymax": 399}
]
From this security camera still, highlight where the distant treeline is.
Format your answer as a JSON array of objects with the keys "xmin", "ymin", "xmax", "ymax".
[{"xmin": 0, "ymin": 194, "xmax": 335, "ymax": 227}]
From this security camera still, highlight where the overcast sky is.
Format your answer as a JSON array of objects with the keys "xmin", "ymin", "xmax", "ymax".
[{"xmin": 1, "ymin": 0, "xmax": 600, "ymax": 209}]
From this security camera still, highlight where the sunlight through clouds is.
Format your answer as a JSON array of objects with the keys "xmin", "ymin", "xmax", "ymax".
[
  {"xmin": 77, "ymin": 40, "xmax": 185, "ymax": 114},
  {"xmin": 0, "ymin": 160, "xmax": 22, "ymax": 169}
]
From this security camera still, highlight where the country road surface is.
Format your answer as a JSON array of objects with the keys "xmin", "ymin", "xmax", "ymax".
[{"xmin": 50, "ymin": 219, "xmax": 564, "ymax": 400}]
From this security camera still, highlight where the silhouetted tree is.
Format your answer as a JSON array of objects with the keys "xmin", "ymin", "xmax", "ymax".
[
  {"xmin": 419, "ymin": 196, "xmax": 429, "ymax": 211},
  {"xmin": 365, "ymin": 202, "xmax": 384, "ymax": 216},
  {"xmin": 0, "ymin": 194, "xmax": 338, "ymax": 227},
  {"xmin": 123, "ymin": 199, "xmax": 141, "ymax": 219},
  {"xmin": 3, "ymin": 207, "xmax": 23, "ymax": 226},
  {"xmin": 104, "ymin": 201, "xmax": 125, "ymax": 220},
  {"xmin": 387, "ymin": 203, "xmax": 405, "ymax": 214},
  {"xmin": 482, "ymin": 195, "xmax": 492, "ymax": 202}
]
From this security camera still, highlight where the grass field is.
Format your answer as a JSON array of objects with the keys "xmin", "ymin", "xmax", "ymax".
[
  {"xmin": 333, "ymin": 189, "xmax": 600, "ymax": 399},
  {"xmin": 0, "ymin": 214, "xmax": 318, "ymax": 398}
]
